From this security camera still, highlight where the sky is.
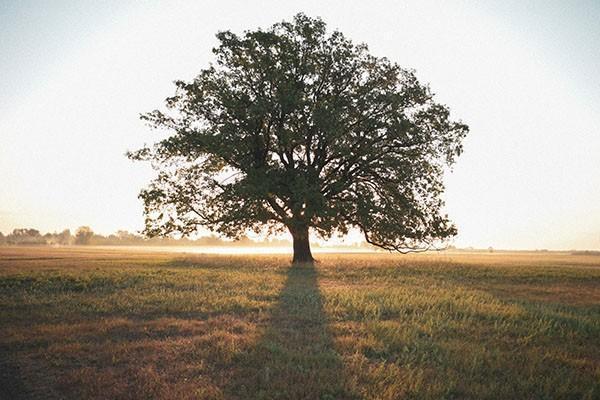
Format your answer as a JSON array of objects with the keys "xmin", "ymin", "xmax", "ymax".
[{"xmin": 1, "ymin": 0, "xmax": 599, "ymax": 250}]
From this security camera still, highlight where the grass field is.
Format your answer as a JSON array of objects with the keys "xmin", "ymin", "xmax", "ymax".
[{"xmin": 1, "ymin": 246, "xmax": 599, "ymax": 399}]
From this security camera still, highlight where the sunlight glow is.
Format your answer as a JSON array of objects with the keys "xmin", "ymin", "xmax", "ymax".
[{"xmin": 1, "ymin": 1, "xmax": 599, "ymax": 250}]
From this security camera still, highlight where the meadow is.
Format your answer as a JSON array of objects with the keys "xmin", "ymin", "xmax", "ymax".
[{"xmin": 1, "ymin": 246, "xmax": 599, "ymax": 399}]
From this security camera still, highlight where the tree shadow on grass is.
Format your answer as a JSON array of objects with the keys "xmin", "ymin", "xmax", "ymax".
[
  {"xmin": 225, "ymin": 264, "xmax": 356, "ymax": 400},
  {"xmin": 0, "ymin": 349, "xmax": 30, "ymax": 400}
]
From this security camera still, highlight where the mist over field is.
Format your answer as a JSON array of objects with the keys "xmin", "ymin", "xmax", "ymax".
[
  {"xmin": 1, "ymin": 247, "xmax": 599, "ymax": 399},
  {"xmin": 1, "ymin": 1, "xmax": 599, "ymax": 399},
  {"xmin": 2, "ymin": 1, "xmax": 600, "ymax": 250}
]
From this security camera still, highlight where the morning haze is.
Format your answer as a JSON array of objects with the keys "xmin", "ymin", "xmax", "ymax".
[
  {"xmin": 1, "ymin": 0, "xmax": 599, "ymax": 250},
  {"xmin": 2, "ymin": 3, "xmax": 600, "ymax": 399}
]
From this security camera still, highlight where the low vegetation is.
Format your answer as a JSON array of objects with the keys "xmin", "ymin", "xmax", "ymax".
[
  {"xmin": 0, "ymin": 227, "xmax": 294, "ymax": 247},
  {"xmin": 1, "ymin": 247, "xmax": 599, "ymax": 399}
]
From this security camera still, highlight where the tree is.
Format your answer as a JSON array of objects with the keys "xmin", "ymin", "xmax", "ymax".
[
  {"xmin": 74, "ymin": 226, "xmax": 94, "ymax": 245},
  {"xmin": 56, "ymin": 229, "xmax": 72, "ymax": 245},
  {"xmin": 129, "ymin": 14, "xmax": 468, "ymax": 264},
  {"xmin": 7, "ymin": 228, "xmax": 45, "ymax": 245}
]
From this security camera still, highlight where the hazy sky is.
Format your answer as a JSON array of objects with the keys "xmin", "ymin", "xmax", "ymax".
[{"xmin": 1, "ymin": 0, "xmax": 599, "ymax": 250}]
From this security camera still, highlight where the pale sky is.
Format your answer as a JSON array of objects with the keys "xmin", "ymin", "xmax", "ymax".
[{"xmin": 1, "ymin": 0, "xmax": 599, "ymax": 250}]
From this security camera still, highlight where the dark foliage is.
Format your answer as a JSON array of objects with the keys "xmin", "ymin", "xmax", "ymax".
[{"xmin": 129, "ymin": 14, "xmax": 468, "ymax": 261}]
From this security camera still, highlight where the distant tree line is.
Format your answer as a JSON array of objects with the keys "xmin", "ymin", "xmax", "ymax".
[{"xmin": 0, "ymin": 226, "xmax": 294, "ymax": 247}]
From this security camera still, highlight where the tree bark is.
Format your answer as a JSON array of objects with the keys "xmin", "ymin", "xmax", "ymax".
[{"xmin": 290, "ymin": 224, "xmax": 314, "ymax": 264}]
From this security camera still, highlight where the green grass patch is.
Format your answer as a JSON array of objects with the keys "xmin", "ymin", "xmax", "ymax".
[{"xmin": 0, "ymin": 248, "xmax": 599, "ymax": 399}]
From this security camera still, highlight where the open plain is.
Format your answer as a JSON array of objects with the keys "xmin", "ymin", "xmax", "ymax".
[{"xmin": 1, "ymin": 246, "xmax": 599, "ymax": 399}]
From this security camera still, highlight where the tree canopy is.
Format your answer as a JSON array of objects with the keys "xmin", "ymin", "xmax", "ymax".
[{"xmin": 129, "ymin": 14, "xmax": 468, "ymax": 263}]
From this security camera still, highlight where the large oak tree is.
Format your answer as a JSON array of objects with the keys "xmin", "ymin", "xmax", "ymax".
[{"xmin": 129, "ymin": 14, "xmax": 468, "ymax": 264}]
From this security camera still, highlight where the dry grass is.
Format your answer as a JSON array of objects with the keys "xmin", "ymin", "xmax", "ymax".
[{"xmin": 1, "ymin": 247, "xmax": 599, "ymax": 399}]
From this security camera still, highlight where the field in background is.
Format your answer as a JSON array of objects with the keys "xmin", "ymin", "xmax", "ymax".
[{"xmin": 1, "ymin": 247, "xmax": 599, "ymax": 399}]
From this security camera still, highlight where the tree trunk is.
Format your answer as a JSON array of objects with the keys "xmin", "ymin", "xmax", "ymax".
[{"xmin": 290, "ymin": 224, "xmax": 314, "ymax": 264}]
